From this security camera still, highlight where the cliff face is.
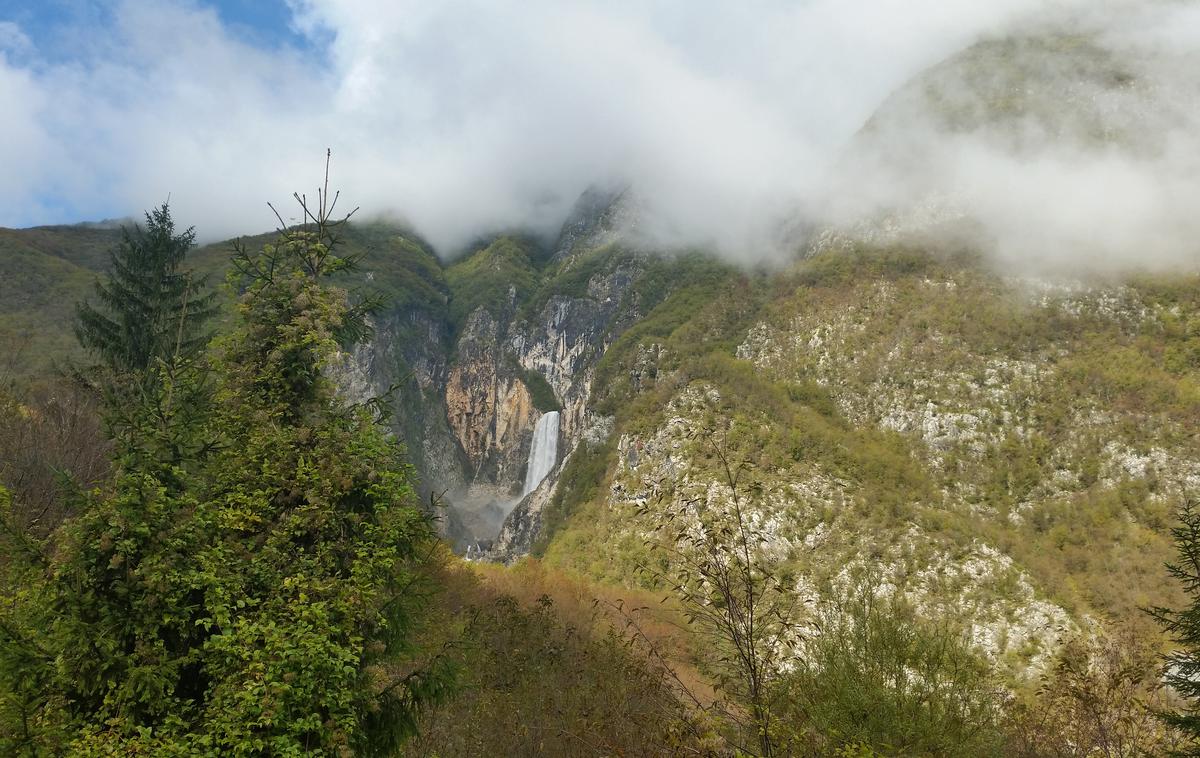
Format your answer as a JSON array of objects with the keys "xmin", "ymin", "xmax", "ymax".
[
  {"xmin": 509, "ymin": 263, "xmax": 637, "ymax": 439},
  {"xmin": 330, "ymin": 191, "xmax": 661, "ymax": 553},
  {"xmin": 441, "ymin": 254, "xmax": 646, "ymax": 554},
  {"xmin": 445, "ymin": 307, "xmax": 537, "ymax": 486},
  {"xmin": 332, "ymin": 307, "xmax": 461, "ymax": 504},
  {"xmin": 488, "ymin": 267, "xmax": 638, "ymax": 558}
]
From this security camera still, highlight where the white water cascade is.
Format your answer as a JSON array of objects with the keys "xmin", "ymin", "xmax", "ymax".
[{"xmin": 521, "ymin": 410, "xmax": 560, "ymax": 498}]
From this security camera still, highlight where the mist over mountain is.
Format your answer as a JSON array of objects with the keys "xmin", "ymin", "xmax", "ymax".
[{"xmin": 3, "ymin": 0, "xmax": 1198, "ymax": 271}]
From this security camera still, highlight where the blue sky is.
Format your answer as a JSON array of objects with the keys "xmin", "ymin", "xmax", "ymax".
[
  {"xmin": 192, "ymin": 0, "xmax": 325, "ymax": 53},
  {"xmin": 0, "ymin": 0, "xmax": 327, "ymax": 228},
  {"xmin": 0, "ymin": 1, "xmax": 312, "ymax": 60}
]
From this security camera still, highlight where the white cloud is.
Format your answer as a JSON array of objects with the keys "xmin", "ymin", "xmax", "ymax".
[
  {"xmin": 0, "ymin": 46, "xmax": 54, "ymax": 218},
  {"xmin": 1, "ymin": 0, "xmax": 1198, "ymax": 272},
  {"xmin": 0, "ymin": 21, "xmax": 32, "ymax": 57}
]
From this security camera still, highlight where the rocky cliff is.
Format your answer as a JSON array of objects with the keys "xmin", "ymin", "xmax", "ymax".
[{"xmin": 328, "ymin": 191, "xmax": 689, "ymax": 555}]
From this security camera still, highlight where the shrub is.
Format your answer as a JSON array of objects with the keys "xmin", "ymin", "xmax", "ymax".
[
  {"xmin": 408, "ymin": 574, "xmax": 706, "ymax": 757},
  {"xmin": 1005, "ymin": 625, "xmax": 1184, "ymax": 757},
  {"xmin": 779, "ymin": 578, "xmax": 1006, "ymax": 757}
]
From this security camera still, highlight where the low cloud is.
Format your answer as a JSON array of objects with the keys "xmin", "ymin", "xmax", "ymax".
[{"xmin": 1, "ymin": 0, "xmax": 1198, "ymax": 272}]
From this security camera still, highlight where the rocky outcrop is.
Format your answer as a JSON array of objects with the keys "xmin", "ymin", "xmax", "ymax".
[
  {"xmin": 333, "ymin": 307, "xmax": 467, "ymax": 494},
  {"xmin": 489, "ymin": 464, "xmax": 559, "ymax": 563},
  {"xmin": 483, "ymin": 261, "xmax": 643, "ymax": 557},
  {"xmin": 426, "ymin": 193, "xmax": 650, "ymax": 554},
  {"xmin": 509, "ymin": 261, "xmax": 638, "ymax": 440},
  {"xmin": 589, "ymin": 381, "xmax": 1076, "ymax": 679},
  {"xmin": 550, "ymin": 184, "xmax": 634, "ymax": 260},
  {"xmin": 318, "ymin": 195, "xmax": 645, "ymax": 553},
  {"xmin": 328, "ymin": 192, "xmax": 676, "ymax": 556}
]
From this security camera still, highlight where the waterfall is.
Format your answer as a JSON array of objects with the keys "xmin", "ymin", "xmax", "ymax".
[{"xmin": 521, "ymin": 410, "xmax": 560, "ymax": 498}]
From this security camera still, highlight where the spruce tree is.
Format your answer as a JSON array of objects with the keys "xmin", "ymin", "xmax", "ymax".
[
  {"xmin": 1151, "ymin": 498, "xmax": 1200, "ymax": 754},
  {"xmin": 75, "ymin": 203, "xmax": 217, "ymax": 472},
  {"xmin": 75, "ymin": 203, "xmax": 215, "ymax": 379}
]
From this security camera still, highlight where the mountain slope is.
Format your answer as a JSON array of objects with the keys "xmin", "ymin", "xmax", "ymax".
[
  {"xmin": 537, "ymin": 245, "xmax": 1196, "ymax": 677},
  {"xmin": 0, "ymin": 225, "xmax": 123, "ymax": 378}
]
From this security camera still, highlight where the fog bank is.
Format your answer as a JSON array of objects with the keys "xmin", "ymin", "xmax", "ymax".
[{"xmin": 1, "ymin": 0, "xmax": 1197, "ymax": 270}]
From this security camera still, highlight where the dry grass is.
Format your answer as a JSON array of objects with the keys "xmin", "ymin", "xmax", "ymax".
[{"xmin": 471, "ymin": 557, "xmax": 721, "ymax": 707}]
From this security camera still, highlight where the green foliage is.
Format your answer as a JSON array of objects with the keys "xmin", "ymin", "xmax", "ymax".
[
  {"xmin": 779, "ymin": 579, "xmax": 1006, "ymax": 757},
  {"xmin": 1, "ymin": 217, "xmax": 444, "ymax": 389},
  {"xmin": 0, "ymin": 241, "xmax": 105, "ymax": 380},
  {"xmin": 75, "ymin": 204, "xmax": 216, "ymax": 379},
  {"xmin": 789, "ymin": 245, "xmax": 947, "ymax": 289},
  {"xmin": 532, "ymin": 433, "xmax": 616, "ymax": 557},
  {"xmin": 0, "ymin": 491, "xmax": 69, "ymax": 756},
  {"xmin": 546, "ymin": 349, "xmax": 933, "ymax": 583},
  {"xmin": 1005, "ymin": 626, "xmax": 1184, "ymax": 757},
  {"xmin": 732, "ymin": 248, "xmax": 1198, "ymax": 623},
  {"xmin": 591, "ymin": 255, "xmax": 751, "ymax": 417},
  {"xmin": 1151, "ymin": 499, "xmax": 1200, "ymax": 752},
  {"xmin": 638, "ymin": 429, "xmax": 800, "ymax": 758},
  {"xmin": 332, "ymin": 222, "xmax": 447, "ymax": 315},
  {"xmin": 517, "ymin": 364, "xmax": 559, "ymax": 412},
  {"xmin": 0, "ymin": 224, "xmax": 124, "ymax": 273},
  {"xmin": 990, "ymin": 480, "xmax": 1175, "ymax": 621},
  {"xmin": 0, "ymin": 205, "xmax": 443, "ymax": 755},
  {"xmin": 0, "ymin": 224, "xmax": 127, "ymax": 378},
  {"xmin": 517, "ymin": 243, "xmax": 635, "ymax": 320},
  {"xmin": 444, "ymin": 236, "xmax": 540, "ymax": 332}
]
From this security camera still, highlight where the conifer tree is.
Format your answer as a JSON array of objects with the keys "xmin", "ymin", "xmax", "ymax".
[
  {"xmin": 75, "ymin": 203, "xmax": 215, "ymax": 380},
  {"xmin": 1151, "ymin": 499, "xmax": 1200, "ymax": 755},
  {"xmin": 74, "ymin": 203, "xmax": 216, "ymax": 479}
]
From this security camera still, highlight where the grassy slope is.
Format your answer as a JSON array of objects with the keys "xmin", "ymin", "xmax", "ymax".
[
  {"xmin": 444, "ymin": 235, "xmax": 543, "ymax": 334},
  {"xmin": 0, "ymin": 225, "xmax": 124, "ymax": 272},
  {"xmin": 0, "ymin": 227, "xmax": 122, "ymax": 379}
]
